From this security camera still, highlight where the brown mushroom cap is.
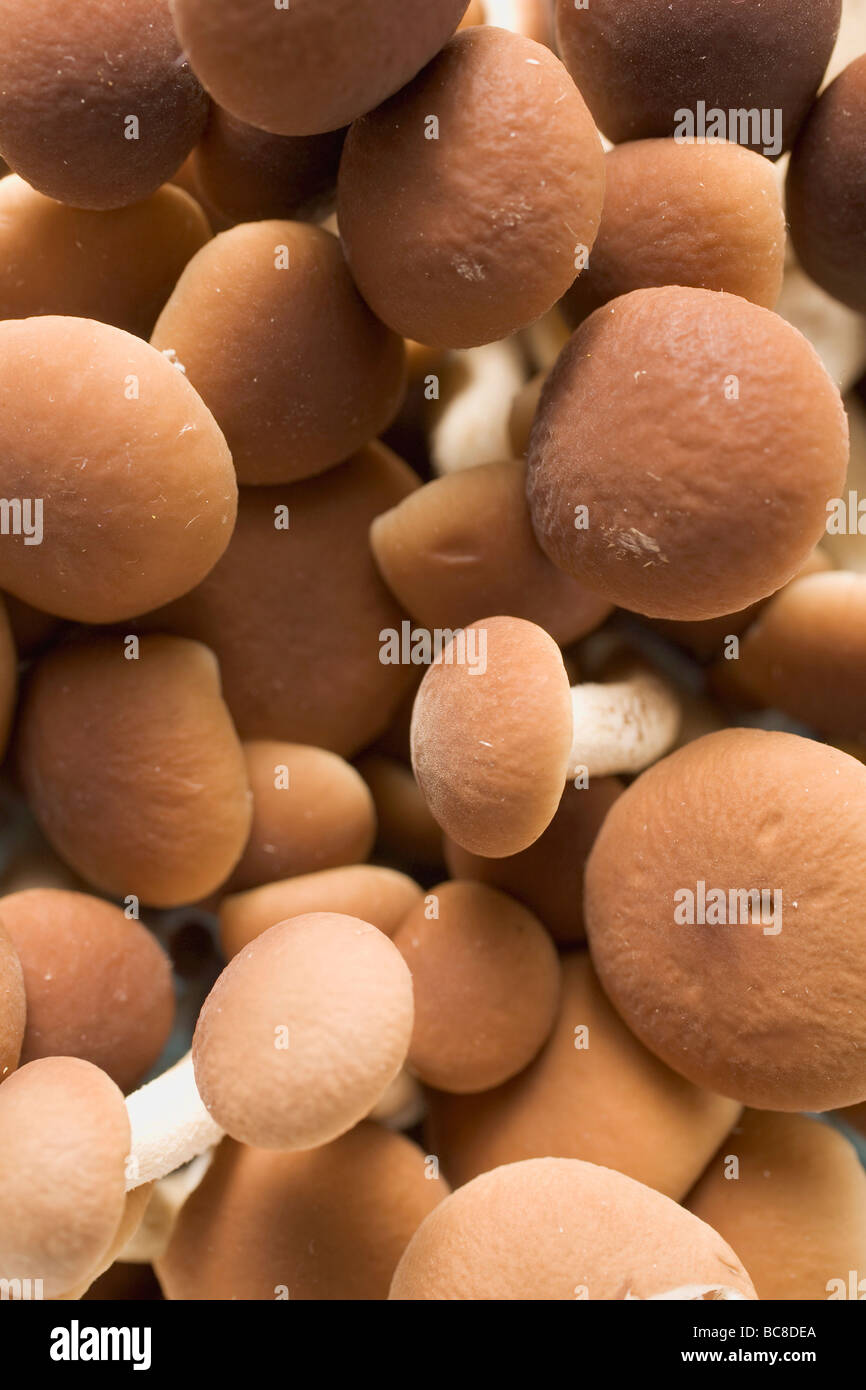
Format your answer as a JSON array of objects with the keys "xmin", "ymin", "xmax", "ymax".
[
  {"xmin": 0, "ymin": 177, "xmax": 211, "ymax": 336},
  {"xmin": 444, "ymin": 778, "xmax": 623, "ymax": 944},
  {"xmin": 411, "ymin": 616, "xmax": 572, "ymax": 857},
  {"xmin": 171, "ymin": 0, "xmax": 470, "ymax": 137},
  {"xmin": 144, "ymin": 445, "xmax": 420, "ymax": 755},
  {"xmin": 561, "ymin": 139, "xmax": 786, "ymax": 328},
  {"xmin": 687, "ymin": 1111, "xmax": 866, "ymax": 1301},
  {"xmin": 585, "ymin": 729, "xmax": 866, "ymax": 1111},
  {"xmin": 193, "ymin": 912, "xmax": 414, "ymax": 1150},
  {"xmin": 0, "ymin": 593, "xmax": 16, "ymax": 759},
  {"xmin": 555, "ymin": 0, "xmax": 841, "ymax": 152},
  {"xmin": 157, "ymin": 1123, "xmax": 447, "ymax": 1300},
  {"xmin": 0, "ymin": 0, "xmax": 208, "ymax": 209},
  {"xmin": 389, "ymin": 1156, "xmax": 756, "ymax": 1300},
  {"xmin": 337, "ymin": 27, "xmax": 605, "ymax": 349},
  {"xmin": 426, "ymin": 951, "xmax": 740, "ymax": 1198},
  {"xmin": 228, "ymin": 742, "xmax": 376, "ymax": 892},
  {"xmin": 219, "ymin": 864, "xmax": 423, "ymax": 960},
  {"xmin": 393, "ymin": 880, "xmax": 560, "ymax": 1093},
  {"xmin": 355, "ymin": 754, "xmax": 445, "ymax": 872},
  {"xmin": 151, "ymin": 221, "xmax": 406, "ymax": 485},
  {"xmin": 0, "ymin": 1057, "xmax": 130, "ymax": 1298},
  {"xmin": 0, "ymin": 316, "xmax": 237, "ymax": 624},
  {"xmin": 17, "ymin": 636, "xmax": 252, "ymax": 907},
  {"xmin": 1, "ymin": 592, "xmax": 62, "ymax": 659},
  {"xmin": 787, "ymin": 55, "xmax": 866, "ymax": 315},
  {"xmin": 0, "ymin": 888, "xmax": 175, "ymax": 1092},
  {"xmin": 371, "ymin": 461, "xmax": 611, "ymax": 645},
  {"xmin": 0, "ymin": 920, "xmax": 25, "ymax": 1083},
  {"xmin": 527, "ymin": 287, "xmax": 849, "ymax": 620}
]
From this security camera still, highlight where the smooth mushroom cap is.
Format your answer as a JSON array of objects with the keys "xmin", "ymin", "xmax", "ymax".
[
  {"xmin": 17, "ymin": 636, "xmax": 252, "ymax": 907},
  {"xmin": 0, "ymin": 1057, "xmax": 130, "ymax": 1298},
  {"xmin": 389, "ymin": 1157, "xmax": 756, "ymax": 1300},
  {"xmin": 193, "ymin": 912, "xmax": 414, "ymax": 1150},
  {"xmin": 0, "ymin": 920, "xmax": 25, "ymax": 1083},
  {"xmin": 228, "ymin": 742, "xmax": 376, "ymax": 892},
  {"xmin": 0, "ymin": 889, "xmax": 175, "ymax": 1092},
  {"xmin": 425, "ymin": 951, "xmax": 740, "ymax": 1198},
  {"xmin": 157, "ymin": 1123, "xmax": 447, "ymax": 1300},
  {"xmin": 585, "ymin": 729, "xmax": 866, "ymax": 1111},
  {"xmin": 393, "ymin": 880, "xmax": 560, "ymax": 1093},
  {"xmin": 0, "ymin": 316, "xmax": 237, "ymax": 623},
  {"xmin": 411, "ymin": 616, "xmax": 573, "ymax": 857},
  {"xmin": 0, "ymin": 593, "xmax": 16, "ymax": 758},
  {"xmin": 527, "ymin": 287, "xmax": 849, "ymax": 620},
  {"xmin": 687, "ymin": 1111, "xmax": 866, "ymax": 1301},
  {"xmin": 371, "ymin": 460, "xmax": 611, "ymax": 645},
  {"xmin": 337, "ymin": 27, "xmax": 605, "ymax": 348}
]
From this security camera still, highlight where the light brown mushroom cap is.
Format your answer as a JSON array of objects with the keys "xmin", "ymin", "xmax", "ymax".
[
  {"xmin": 389, "ymin": 1157, "xmax": 756, "ymax": 1300},
  {"xmin": 410, "ymin": 616, "xmax": 573, "ymax": 857},
  {"xmin": 0, "ymin": 889, "xmax": 175, "ymax": 1092},
  {"xmin": 157, "ymin": 1123, "xmax": 447, "ymax": 1300},
  {"xmin": 355, "ymin": 754, "xmax": 445, "ymax": 872},
  {"xmin": 687, "ymin": 1111, "xmax": 866, "ymax": 1301},
  {"xmin": 0, "ymin": 920, "xmax": 25, "ymax": 1083},
  {"xmin": 18, "ymin": 636, "xmax": 252, "ymax": 907},
  {"xmin": 426, "ymin": 951, "xmax": 740, "ymax": 1197},
  {"xmin": 393, "ymin": 880, "xmax": 560, "ymax": 1093},
  {"xmin": 0, "ymin": 593, "xmax": 16, "ymax": 759},
  {"xmin": 585, "ymin": 729, "xmax": 866, "ymax": 1111},
  {"xmin": 0, "ymin": 1057, "xmax": 130, "ymax": 1298},
  {"xmin": 228, "ymin": 742, "xmax": 376, "ymax": 892},
  {"xmin": 371, "ymin": 461, "xmax": 611, "ymax": 645},
  {"xmin": 193, "ymin": 912, "xmax": 414, "ymax": 1150}
]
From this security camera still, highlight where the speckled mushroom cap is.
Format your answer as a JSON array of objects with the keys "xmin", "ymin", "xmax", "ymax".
[
  {"xmin": 17, "ymin": 636, "xmax": 252, "ymax": 907},
  {"xmin": 410, "ymin": 616, "xmax": 573, "ymax": 857},
  {"xmin": 151, "ymin": 221, "xmax": 406, "ymax": 485},
  {"xmin": 338, "ymin": 27, "xmax": 605, "ymax": 349},
  {"xmin": 688, "ymin": 1111, "xmax": 866, "ymax": 1302},
  {"xmin": 389, "ymin": 1157, "xmax": 756, "ymax": 1301},
  {"xmin": 585, "ymin": 729, "xmax": 866, "ymax": 1112},
  {"xmin": 371, "ymin": 461, "xmax": 611, "ymax": 645},
  {"xmin": 0, "ymin": 0, "xmax": 208, "ymax": 209},
  {"xmin": 193, "ymin": 912, "xmax": 414, "ymax": 1150},
  {"xmin": 555, "ymin": 0, "xmax": 841, "ymax": 152},
  {"xmin": 527, "ymin": 287, "xmax": 849, "ymax": 620},
  {"xmin": 0, "ymin": 1057, "xmax": 130, "ymax": 1298},
  {"xmin": 0, "ymin": 316, "xmax": 237, "ymax": 624},
  {"xmin": 157, "ymin": 1124, "xmax": 447, "ymax": 1300},
  {"xmin": 0, "ymin": 595, "xmax": 16, "ymax": 759},
  {"xmin": 425, "ymin": 951, "xmax": 740, "ymax": 1198},
  {"xmin": 0, "ymin": 177, "xmax": 211, "ymax": 336},
  {"xmin": 144, "ymin": 445, "xmax": 420, "ymax": 755},
  {"xmin": 444, "ymin": 778, "xmax": 623, "ymax": 944},
  {"xmin": 171, "ymin": 0, "xmax": 469, "ymax": 137},
  {"xmin": 219, "ymin": 865, "xmax": 423, "ymax": 960},
  {"xmin": 228, "ymin": 742, "xmax": 376, "ymax": 892},
  {"xmin": 0, "ymin": 921, "xmax": 25, "ymax": 1084},
  {"xmin": 734, "ymin": 573, "xmax": 866, "ymax": 740},
  {"xmin": 393, "ymin": 880, "xmax": 560, "ymax": 1093},
  {"xmin": 0, "ymin": 889, "xmax": 174, "ymax": 1092},
  {"xmin": 561, "ymin": 140, "xmax": 786, "ymax": 327},
  {"xmin": 787, "ymin": 55, "xmax": 866, "ymax": 315}
]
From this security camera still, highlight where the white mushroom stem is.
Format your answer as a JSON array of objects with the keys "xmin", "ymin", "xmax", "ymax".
[
  {"xmin": 125, "ymin": 1053, "xmax": 223, "ymax": 1192},
  {"xmin": 567, "ymin": 665, "xmax": 682, "ymax": 779}
]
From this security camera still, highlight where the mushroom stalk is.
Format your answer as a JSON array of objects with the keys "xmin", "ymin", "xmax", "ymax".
[
  {"xmin": 125, "ymin": 1053, "xmax": 222, "ymax": 1191},
  {"xmin": 567, "ymin": 663, "xmax": 681, "ymax": 779}
]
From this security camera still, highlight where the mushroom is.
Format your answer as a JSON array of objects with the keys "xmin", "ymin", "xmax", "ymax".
[
  {"xmin": 425, "ymin": 340, "xmax": 527, "ymax": 477},
  {"xmin": 355, "ymin": 754, "xmax": 445, "ymax": 873},
  {"xmin": 410, "ymin": 615, "xmax": 679, "ymax": 857},
  {"xmin": 389, "ymin": 1157, "xmax": 756, "ymax": 1300},
  {"xmin": 508, "ymin": 371, "xmax": 546, "ymax": 459},
  {"xmin": 0, "ymin": 595, "xmax": 16, "ymax": 760},
  {"xmin": 0, "ymin": 919, "xmax": 25, "ymax": 1084},
  {"xmin": 585, "ymin": 728, "xmax": 866, "ymax": 1111},
  {"xmin": 337, "ymin": 27, "xmax": 605, "ymax": 348},
  {"xmin": 392, "ymin": 880, "xmax": 560, "ymax": 1093}
]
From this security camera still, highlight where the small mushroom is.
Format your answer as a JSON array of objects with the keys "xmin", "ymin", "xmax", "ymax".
[
  {"xmin": 355, "ymin": 754, "xmax": 445, "ymax": 873},
  {"xmin": 0, "ymin": 919, "xmax": 25, "ymax": 1084},
  {"xmin": 425, "ymin": 340, "xmax": 527, "ymax": 477}
]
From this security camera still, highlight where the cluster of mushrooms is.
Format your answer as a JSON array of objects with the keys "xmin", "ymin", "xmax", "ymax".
[{"xmin": 1, "ymin": 0, "xmax": 866, "ymax": 1303}]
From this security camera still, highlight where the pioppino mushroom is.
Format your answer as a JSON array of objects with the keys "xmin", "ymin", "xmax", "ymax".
[
  {"xmin": 0, "ymin": 919, "xmax": 25, "ymax": 1084},
  {"xmin": 0, "ymin": 595, "xmax": 16, "ymax": 760}
]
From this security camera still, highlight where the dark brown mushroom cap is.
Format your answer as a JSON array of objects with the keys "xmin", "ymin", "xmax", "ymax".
[
  {"xmin": 0, "ymin": 888, "xmax": 175, "ymax": 1092},
  {"xmin": 787, "ymin": 54, "xmax": 866, "ymax": 315},
  {"xmin": 0, "ymin": 1057, "xmax": 129, "ymax": 1298},
  {"xmin": 0, "ymin": 920, "xmax": 25, "ymax": 1084},
  {"xmin": 410, "ymin": 616, "xmax": 573, "ymax": 857},
  {"xmin": 0, "ymin": 0, "xmax": 208, "ymax": 209},
  {"xmin": 156, "ymin": 1124, "xmax": 447, "ymax": 1300},
  {"xmin": 528, "ymin": 287, "xmax": 849, "ymax": 620},
  {"xmin": 585, "ymin": 729, "xmax": 866, "ymax": 1111},
  {"xmin": 171, "ymin": 0, "xmax": 470, "ymax": 137},
  {"xmin": 555, "ymin": 0, "xmax": 841, "ymax": 152},
  {"xmin": 338, "ymin": 27, "xmax": 605, "ymax": 348}
]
